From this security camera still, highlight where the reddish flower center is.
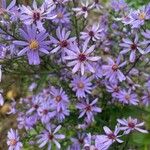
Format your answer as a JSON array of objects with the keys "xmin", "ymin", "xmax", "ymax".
[
  {"xmin": 78, "ymin": 138, "xmax": 84, "ymax": 144},
  {"xmin": 130, "ymin": 43, "xmax": 137, "ymax": 50},
  {"xmin": 56, "ymin": 95, "xmax": 62, "ymax": 102},
  {"xmin": 48, "ymin": 134, "xmax": 54, "ymax": 140},
  {"xmin": 29, "ymin": 40, "xmax": 39, "ymax": 50},
  {"xmin": 107, "ymin": 133, "xmax": 116, "ymax": 140},
  {"xmin": 59, "ymin": 40, "xmax": 68, "ymax": 48},
  {"xmin": 34, "ymin": 104, "xmax": 39, "ymax": 109},
  {"xmin": 33, "ymin": 12, "xmax": 41, "ymax": 21},
  {"xmin": 114, "ymin": 87, "xmax": 119, "ymax": 92},
  {"xmin": 43, "ymin": 109, "xmax": 48, "ymax": 115},
  {"xmin": 128, "ymin": 122, "xmax": 135, "ymax": 128},
  {"xmin": 78, "ymin": 53, "xmax": 86, "ymax": 62},
  {"xmin": 86, "ymin": 105, "xmax": 91, "ymax": 111},
  {"xmin": 82, "ymin": 7, "xmax": 88, "ymax": 12},
  {"xmin": 10, "ymin": 139, "xmax": 17, "ymax": 146},
  {"xmin": 112, "ymin": 64, "xmax": 118, "ymax": 71},
  {"xmin": 77, "ymin": 82, "xmax": 84, "ymax": 89},
  {"xmin": 89, "ymin": 31, "xmax": 94, "ymax": 37}
]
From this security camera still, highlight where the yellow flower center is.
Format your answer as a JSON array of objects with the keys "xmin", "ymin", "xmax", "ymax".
[
  {"xmin": 57, "ymin": 12, "xmax": 63, "ymax": 19},
  {"xmin": 29, "ymin": 40, "xmax": 39, "ymax": 50},
  {"xmin": 10, "ymin": 139, "xmax": 17, "ymax": 146},
  {"xmin": 139, "ymin": 12, "xmax": 145, "ymax": 20}
]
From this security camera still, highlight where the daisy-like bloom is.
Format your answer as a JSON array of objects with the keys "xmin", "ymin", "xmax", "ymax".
[
  {"xmin": 0, "ymin": 90, "xmax": 4, "ymax": 106},
  {"xmin": 102, "ymin": 56, "xmax": 126, "ymax": 83},
  {"xmin": 37, "ymin": 124, "xmax": 65, "ymax": 150},
  {"xmin": 72, "ymin": 0, "xmax": 94, "ymax": 18},
  {"xmin": 80, "ymin": 23, "xmax": 103, "ymax": 43},
  {"xmin": 70, "ymin": 75, "xmax": 92, "ymax": 98},
  {"xmin": 7, "ymin": 128, "xmax": 23, "ymax": 150},
  {"xmin": 76, "ymin": 98, "xmax": 102, "ymax": 122},
  {"xmin": 50, "ymin": 86, "xmax": 69, "ymax": 112},
  {"xmin": 117, "ymin": 89, "xmax": 139, "ymax": 105},
  {"xmin": 117, "ymin": 117, "xmax": 148, "ymax": 134},
  {"xmin": 142, "ymin": 89, "xmax": 150, "ymax": 106},
  {"xmin": 95, "ymin": 125, "xmax": 123, "ymax": 150},
  {"xmin": 13, "ymin": 25, "xmax": 50, "ymax": 65},
  {"xmin": 55, "ymin": 106, "xmax": 70, "ymax": 122},
  {"xmin": 20, "ymin": 0, "xmax": 56, "ymax": 31},
  {"xmin": 111, "ymin": 0, "xmax": 128, "ymax": 12},
  {"xmin": 105, "ymin": 83, "xmax": 120, "ymax": 98},
  {"xmin": 64, "ymin": 41, "xmax": 100, "ymax": 75},
  {"xmin": 141, "ymin": 30, "xmax": 150, "ymax": 53},
  {"xmin": 50, "ymin": 27, "xmax": 76, "ymax": 53},
  {"xmin": 120, "ymin": 34, "xmax": 145, "ymax": 62},
  {"xmin": 51, "ymin": 6, "xmax": 70, "ymax": 24},
  {"xmin": 129, "ymin": 5, "xmax": 150, "ymax": 28},
  {"xmin": 37, "ymin": 102, "xmax": 56, "ymax": 124}
]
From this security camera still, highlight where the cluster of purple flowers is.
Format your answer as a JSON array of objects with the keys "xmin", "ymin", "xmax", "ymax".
[{"xmin": 0, "ymin": 0, "xmax": 149, "ymax": 150}]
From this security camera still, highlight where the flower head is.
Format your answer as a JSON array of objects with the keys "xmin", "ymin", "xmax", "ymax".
[
  {"xmin": 70, "ymin": 75, "xmax": 93, "ymax": 98},
  {"xmin": 76, "ymin": 98, "xmax": 102, "ymax": 122},
  {"xmin": 37, "ymin": 124, "xmax": 65, "ymax": 150},
  {"xmin": 7, "ymin": 128, "xmax": 23, "ymax": 150},
  {"xmin": 120, "ymin": 34, "xmax": 145, "ymax": 62},
  {"xmin": 117, "ymin": 117, "xmax": 148, "ymax": 134},
  {"xmin": 95, "ymin": 125, "xmax": 123, "ymax": 150},
  {"xmin": 64, "ymin": 41, "xmax": 100, "ymax": 75},
  {"xmin": 13, "ymin": 25, "xmax": 50, "ymax": 65},
  {"xmin": 102, "ymin": 56, "xmax": 126, "ymax": 83}
]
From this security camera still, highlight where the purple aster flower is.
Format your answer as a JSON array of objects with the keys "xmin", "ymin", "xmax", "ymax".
[
  {"xmin": 70, "ymin": 75, "xmax": 92, "ymax": 98},
  {"xmin": 92, "ymin": 62, "xmax": 103, "ymax": 79},
  {"xmin": 71, "ymin": 133, "xmax": 86, "ymax": 149},
  {"xmin": 51, "ymin": 6, "xmax": 70, "ymax": 24},
  {"xmin": 76, "ymin": 98, "xmax": 102, "ymax": 122},
  {"xmin": 102, "ymin": 56, "xmax": 126, "ymax": 83},
  {"xmin": 26, "ymin": 95, "xmax": 42, "ymax": 115},
  {"xmin": 20, "ymin": 0, "xmax": 56, "ymax": 31},
  {"xmin": 129, "ymin": 5, "xmax": 150, "ymax": 28},
  {"xmin": 55, "ymin": 106, "xmax": 70, "ymax": 122},
  {"xmin": 105, "ymin": 82, "xmax": 120, "ymax": 98},
  {"xmin": 72, "ymin": 1, "xmax": 94, "ymax": 18},
  {"xmin": 80, "ymin": 23, "xmax": 103, "ymax": 43},
  {"xmin": 37, "ymin": 101, "xmax": 56, "ymax": 124},
  {"xmin": 117, "ymin": 117, "xmax": 148, "ymax": 134},
  {"xmin": 7, "ymin": 101, "xmax": 17, "ymax": 115},
  {"xmin": 13, "ymin": 25, "xmax": 50, "ymax": 65},
  {"xmin": 50, "ymin": 27, "xmax": 76, "ymax": 53},
  {"xmin": 50, "ymin": 86, "xmax": 69, "ymax": 112},
  {"xmin": 111, "ymin": 0, "xmax": 128, "ymax": 12},
  {"xmin": 117, "ymin": 89, "xmax": 139, "ymax": 105},
  {"xmin": 64, "ymin": 41, "xmax": 100, "ymax": 75},
  {"xmin": 0, "ymin": 90, "xmax": 4, "ymax": 106},
  {"xmin": 17, "ymin": 113, "xmax": 38, "ymax": 130},
  {"xmin": 142, "ymin": 89, "xmax": 150, "ymax": 106},
  {"xmin": 37, "ymin": 124, "xmax": 65, "ymax": 150},
  {"xmin": 7, "ymin": 128, "xmax": 23, "ymax": 150},
  {"xmin": 120, "ymin": 34, "xmax": 145, "ymax": 62},
  {"xmin": 95, "ymin": 125, "xmax": 123, "ymax": 150}
]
